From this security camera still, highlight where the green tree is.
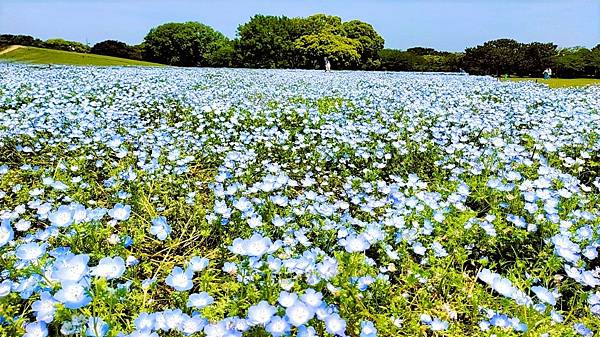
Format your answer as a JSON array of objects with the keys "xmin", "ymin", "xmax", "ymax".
[
  {"xmin": 45, "ymin": 38, "xmax": 90, "ymax": 53},
  {"xmin": 294, "ymin": 33, "xmax": 361, "ymax": 69},
  {"xmin": 379, "ymin": 49, "xmax": 424, "ymax": 71},
  {"xmin": 342, "ymin": 20, "xmax": 385, "ymax": 69},
  {"xmin": 552, "ymin": 47, "xmax": 593, "ymax": 78},
  {"xmin": 517, "ymin": 42, "xmax": 557, "ymax": 76},
  {"xmin": 235, "ymin": 15, "xmax": 303, "ymax": 68},
  {"xmin": 91, "ymin": 40, "xmax": 136, "ymax": 59},
  {"xmin": 463, "ymin": 39, "xmax": 523, "ymax": 75},
  {"xmin": 143, "ymin": 21, "xmax": 228, "ymax": 66},
  {"xmin": 300, "ymin": 14, "xmax": 344, "ymax": 35}
]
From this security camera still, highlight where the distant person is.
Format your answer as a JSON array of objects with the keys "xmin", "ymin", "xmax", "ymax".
[
  {"xmin": 543, "ymin": 68, "xmax": 549, "ymax": 79},
  {"xmin": 324, "ymin": 57, "xmax": 331, "ymax": 72},
  {"xmin": 548, "ymin": 68, "xmax": 552, "ymax": 79}
]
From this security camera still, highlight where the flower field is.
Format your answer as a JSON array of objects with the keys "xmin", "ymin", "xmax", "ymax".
[{"xmin": 0, "ymin": 64, "xmax": 599, "ymax": 337}]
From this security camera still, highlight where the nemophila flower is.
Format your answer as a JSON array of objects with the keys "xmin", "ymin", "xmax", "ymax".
[
  {"xmin": 86, "ymin": 317, "xmax": 109, "ymax": 337},
  {"xmin": 54, "ymin": 281, "xmax": 92, "ymax": 309},
  {"xmin": 23, "ymin": 321, "xmax": 48, "ymax": 337},
  {"xmin": 149, "ymin": 216, "xmax": 171, "ymax": 241},
  {"xmin": 247, "ymin": 300, "xmax": 276, "ymax": 325},
  {"xmin": 91, "ymin": 256, "xmax": 125, "ymax": 280},
  {"xmin": 230, "ymin": 233, "xmax": 273, "ymax": 257},
  {"xmin": 266, "ymin": 316, "xmax": 290, "ymax": 337},
  {"xmin": 165, "ymin": 267, "xmax": 193, "ymax": 291},
  {"xmin": 129, "ymin": 330, "xmax": 159, "ymax": 337},
  {"xmin": 589, "ymin": 292, "xmax": 600, "ymax": 316},
  {"xmin": 360, "ymin": 320, "xmax": 377, "ymax": 337},
  {"xmin": 0, "ymin": 279, "xmax": 12, "ymax": 297},
  {"xmin": 301, "ymin": 289, "xmax": 323, "ymax": 308},
  {"xmin": 297, "ymin": 325, "xmax": 318, "ymax": 337},
  {"xmin": 0, "ymin": 219, "xmax": 13, "ymax": 247},
  {"xmin": 32, "ymin": 291, "xmax": 58, "ymax": 323},
  {"xmin": 180, "ymin": 315, "xmax": 207, "ymax": 336},
  {"xmin": 188, "ymin": 256, "xmax": 209, "ymax": 272},
  {"xmin": 51, "ymin": 253, "xmax": 90, "ymax": 282},
  {"xmin": 187, "ymin": 292, "xmax": 214, "ymax": 309},
  {"xmin": 573, "ymin": 323, "xmax": 593, "ymax": 337},
  {"xmin": 324, "ymin": 313, "xmax": 346, "ymax": 335},
  {"xmin": 134, "ymin": 313, "xmax": 155, "ymax": 331},
  {"xmin": 48, "ymin": 205, "xmax": 74, "ymax": 228},
  {"xmin": 531, "ymin": 286, "xmax": 559, "ymax": 306},
  {"xmin": 108, "ymin": 204, "xmax": 131, "ymax": 221},
  {"xmin": 15, "ymin": 242, "xmax": 46, "ymax": 261},
  {"xmin": 278, "ymin": 291, "xmax": 298, "ymax": 307},
  {"xmin": 286, "ymin": 301, "xmax": 315, "ymax": 326},
  {"xmin": 339, "ymin": 233, "xmax": 370, "ymax": 252}
]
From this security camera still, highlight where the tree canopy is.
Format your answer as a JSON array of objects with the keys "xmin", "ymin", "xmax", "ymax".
[{"xmin": 143, "ymin": 21, "xmax": 229, "ymax": 66}]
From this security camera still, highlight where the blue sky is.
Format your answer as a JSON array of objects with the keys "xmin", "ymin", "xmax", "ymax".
[{"xmin": 1, "ymin": 0, "xmax": 598, "ymax": 51}]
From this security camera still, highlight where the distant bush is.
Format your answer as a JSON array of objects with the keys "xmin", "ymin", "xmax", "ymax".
[
  {"xmin": 45, "ymin": 38, "xmax": 90, "ymax": 53},
  {"xmin": 91, "ymin": 40, "xmax": 141, "ymax": 60},
  {"xmin": 0, "ymin": 34, "xmax": 45, "ymax": 48}
]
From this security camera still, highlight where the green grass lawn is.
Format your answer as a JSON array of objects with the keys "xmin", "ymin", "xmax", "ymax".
[
  {"xmin": 503, "ymin": 77, "xmax": 600, "ymax": 88},
  {"xmin": 0, "ymin": 46, "xmax": 163, "ymax": 67}
]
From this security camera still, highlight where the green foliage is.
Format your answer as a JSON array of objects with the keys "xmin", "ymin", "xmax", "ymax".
[
  {"xmin": 235, "ymin": 15, "xmax": 303, "ymax": 68},
  {"xmin": 463, "ymin": 39, "xmax": 522, "ymax": 76},
  {"xmin": 91, "ymin": 40, "xmax": 141, "ymax": 60},
  {"xmin": 0, "ymin": 34, "xmax": 45, "ymax": 48},
  {"xmin": 45, "ymin": 38, "xmax": 91, "ymax": 53},
  {"xmin": 294, "ymin": 33, "xmax": 361, "ymax": 69},
  {"xmin": 143, "ymin": 21, "xmax": 229, "ymax": 66},
  {"xmin": 342, "ymin": 20, "xmax": 384, "ymax": 68},
  {"xmin": 234, "ymin": 14, "xmax": 384, "ymax": 70},
  {"xmin": 553, "ymin": 47, "xmax": 596, "ymax": 78}
]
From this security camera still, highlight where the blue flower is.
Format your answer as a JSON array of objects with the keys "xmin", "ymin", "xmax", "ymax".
[
  {"xmin": 15, "ymin": 242, "xmax": 46, "ymax": 261},
  {"xmin": 48, "ymin": 205, "xmax": 75, "ymax": 228},
  {"xmin": 165, "ymin": 267, "xmax": 193, "ymax": 291},
  {"xmin": 0, "ymin": 219, "xmax": 14, "ymax": 247},
  {"xmin": 23, "ymin": 321, "xmax": 48, "ymax": 337},
  {"xmin": 247, "ymin": 300, "xmax": 276, "ymax": 325},
  {"xmin": 531, "ymin": 286, "xmax": 559, "ymax": 306},
  {"xmin": 285, "ymin": 301, "xmax": 314, "ymax": 326},
  {"xmin": 266, "ymin": 316, "xmax": 290, "ymax": 337},
  {"xmin": 188, "ymin": 256, "xmax": 209, "ymax": 272},
  {"xmin": 324, "ymin": 313, "xmax": 346, "ymax": 335},
  {"xmin": 108, "ymin": 203, "xmax": 131, "ymax": 221},
  {"xmin": 32, "ymin": 291, "xmax": 58, "ymax": 323},
  {"xmin": 86, "ymin": 317, "xmax": 109, "ymax": 337},
  {"xmin": 91, "ymin": 256, "xmax": 126, "ymax": 280},
  {"xmin": 187, "ymin": 292, "xmax": 214, "ymax": 309},
  {"xmin": 53, "ymin": 281, "xmax": 92, "ymax": 309},
  {"xmin": 149, "ymin": 216, "xmax": 171, "ymax": 241},
  {"xmin": 360, "ymin": 320, "xmax": 377, "ymax": 337},
  {"xmin": 51, "ymin": 253, "xmax": 89, "ymax": 282}
]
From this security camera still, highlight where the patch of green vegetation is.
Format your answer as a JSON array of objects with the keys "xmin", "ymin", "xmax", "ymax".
[
  {"xmin": 503, "ymin": 77, "xmax": 600, "ymax": 88},
  {"xmin": 0, "ymin": 46, "xmax": 163, "ymax": 67}
]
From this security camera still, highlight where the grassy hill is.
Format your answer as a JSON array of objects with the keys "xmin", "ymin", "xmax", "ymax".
[
  {"xmin": 503, "ymin": 77, "xmax": 600, "ymax": 88},
  {"xmin": 0, "ymin": 46, "xmax": 163, "ymax": 66}
]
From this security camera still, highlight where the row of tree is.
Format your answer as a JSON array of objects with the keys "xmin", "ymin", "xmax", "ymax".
[
  {"xmin": 2, "ymin": 14, "xmax": 599, "ymax": 77},
  {"xmin": 0, "ymin": 34, "xmax": 144, "ymax": 60}
]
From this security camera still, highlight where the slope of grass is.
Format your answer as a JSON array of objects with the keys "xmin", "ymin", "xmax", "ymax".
[
  {"xmin": 503, "ymin": 77, "xmax": 600, "ymax": 88},
  {"xmin": 0, "ymin": 46, "xmax": 163, "ymax": 67}
]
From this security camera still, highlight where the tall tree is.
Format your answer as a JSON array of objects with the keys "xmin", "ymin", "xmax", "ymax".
[
  {"xmin": 235, "ymin": 15, "xmax": 301, "ymax": 68},
  {"xmin": 294, "ymin": 33, "xmax": 361, "ymax": 69},
  {"xmin": 342, "ymin": 20, "xmax": 385, "ymax": 68},
  {"xmin": 463, "ymin": 39, "xmax": 523, "ymax": 75},
  {"xmin": 91, "ymin": 40, "xmax": 135, "ymax": 59},
  {"xmin": 518, "ymin": 42, "xmax": 557, "ymax": 76},
  {"xmin": 143, "ymin": 21, "xmax": 228, "ymax": 66}
]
